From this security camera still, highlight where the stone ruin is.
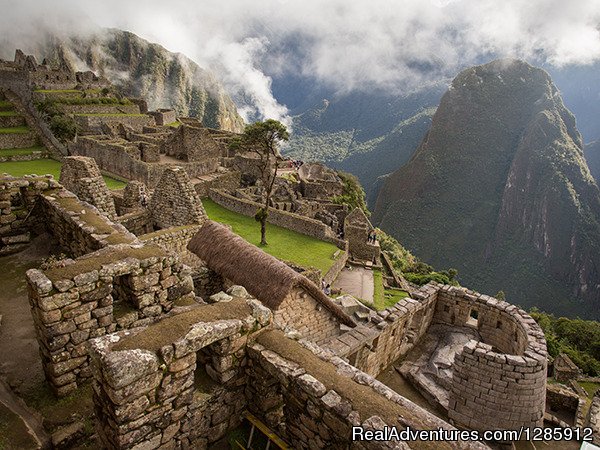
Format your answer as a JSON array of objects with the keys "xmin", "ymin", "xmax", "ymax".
[
  {"xmin": 2, "ymin": 48, "xmax": 598, "ymax": 449},
  {"xmin": 3, "ymin": 163, "xmax": 555, "ymax": 448}
]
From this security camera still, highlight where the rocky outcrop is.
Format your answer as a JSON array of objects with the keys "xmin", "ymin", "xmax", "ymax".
[
  {"xmin": 374, "ymin": 59, "xmax": 600, "ymax": 318},
  {"xmin": 586, "ymin": 140, "xmax": 600, "ymax": 185}
]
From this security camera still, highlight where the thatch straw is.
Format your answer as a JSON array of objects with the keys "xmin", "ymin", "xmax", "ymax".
[{"xmin": 188, "ymin": 221, "xmax": 356, "ymax": 327}]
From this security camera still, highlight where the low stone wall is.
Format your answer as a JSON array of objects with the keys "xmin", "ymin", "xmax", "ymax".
[
  {"xmin": 26, "ymin": 243, "xmax": 195, "ymax": 396},
  {"xmin": 56, "ymin": 103, "xmax": 141, "ymax": 115},
  {"xmin": 39, "ymin": 188, "xmax": 138, "ymax": 258},
  {"xmin": 322, "ymin": 284, "xmax": 439, "ymax": 376},
  {"xmin": 209, "ymin": 189, "xmax": 345, "ymax": 249},
  {"xmin": 0, "ymin": 175, "xmax": 58, "ymax": 253},
  {"xmin": 0, "ymin": 114, "xmax": 25, "ymax": 127},
  {"xmin": 0, "ymin": 150, "xmax": 45, "ymax": 162},
  {"xmin": 89, "ymin": 296, "xmax": 272, "ymax": 449},
  {"xmin": 194, "ymin": 170, "xmax": 241, "ymax": 198},
  {"xmin": 0, "ymin": 130, "xmax": 38, "ymax": 149},
  {"xmin": 248, "ymin": 330, "xmax": 486, "ymax": 450},
  {"xmin": 546, "ymin": 383, "xmax": 585, "ymax": 427},
  {"xmin": 115, "ymin": 210, "xmax": 152, "ymax": 236},
  {"xmin": 587, "ymin": 394, "xmax": 600, "ymax": 446},
  {"xmin": 140, "ymin": 225, "xmax": 203, "ymax": 267},
  {"xmin": 323, "ymin": 247, "xmax": 349, "ymax": 285},
  {"xmin": 74, "ymin": 114, "xmax": 154, "ymax": 134}
]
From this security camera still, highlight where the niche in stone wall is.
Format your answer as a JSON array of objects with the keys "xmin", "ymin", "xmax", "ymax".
[
  {"xmin": 467, "ymin": 308, "xmax": 479, "ymax": 328},
  {"xmin": 111, "ymin": 274, "xmax": 137, "ymax": 320},
  {"xmin": 195, "ymin": 348, "xmax": 218, "ymax": 394}
]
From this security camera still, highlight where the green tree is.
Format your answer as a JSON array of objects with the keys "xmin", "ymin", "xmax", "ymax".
[{"xmin": 229, "ymin": 119, "xmax": 289, "ymax": 245}]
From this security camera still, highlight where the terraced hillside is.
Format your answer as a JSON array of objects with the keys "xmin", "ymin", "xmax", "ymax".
[{"xmin": 0, "ymin": 94, "xmax": 48, "ymax": 163}]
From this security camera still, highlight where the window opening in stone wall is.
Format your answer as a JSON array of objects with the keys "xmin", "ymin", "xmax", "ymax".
[
  {"xmin": 371, "ymin": 337, "xmax": 379, "ymax": 351},
  {"xmin": 443, "ymin": 304, "xmax": 450, "ymax": 313},
  {"xmin": 111, "ymin": 274, "xmax": 136, "ymax": 320},
  {"xmin": 348, "ymin": 351, "xmax": 358, "ymax": 366},
  {"xmin": 467, "ymin": 308, "xmax": 479, "ymax": 327},
  {"xmin": 496, "ymin": 320, "xmax": 503, "ymax": 329},
  {"xmin": 194, "ymin": 349, "xmax": 218, "ymax": 395}
]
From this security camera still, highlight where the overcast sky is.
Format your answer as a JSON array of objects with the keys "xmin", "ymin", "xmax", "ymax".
[{"xmin": 1, "ymin": 0, "xmax": 600, "ymax": 121}]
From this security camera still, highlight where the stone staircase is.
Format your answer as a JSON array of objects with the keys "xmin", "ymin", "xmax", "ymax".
[{"xmin": 0, "ymin": 94, "xmax": 46, "ymax": 162}]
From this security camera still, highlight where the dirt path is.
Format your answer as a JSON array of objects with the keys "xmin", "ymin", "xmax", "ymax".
[
  {"xmin": 332, "ymin": 266, "xmax": 374, "ymax": 304},
  {"xmin": 0, "ymin": 380, "xmax": 49, "ymax": 449},
  {"xmin": 0, "ymin": 237, "xmax": 53, "ymax": 394}
]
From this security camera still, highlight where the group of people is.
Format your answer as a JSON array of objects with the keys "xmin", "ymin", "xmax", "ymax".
[
  {"xmin": 321, "ymin": 280, "xmax": 332, "ymax": 295},
  {"xmin": 367, "ymin": 229, "xmax": 378, "ymax": 244},
  {"xmin": 289, "ymin": 159, "xmax": 304, "ymax": 170}
]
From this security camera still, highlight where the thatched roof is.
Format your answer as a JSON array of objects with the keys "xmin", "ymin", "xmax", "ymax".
[{"xmin": 188, "ymin": 221, "xmax": 356, "ymax": 327}]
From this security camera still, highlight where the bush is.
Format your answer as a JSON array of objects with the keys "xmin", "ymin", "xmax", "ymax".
[
  {"xmin": 332, "ymin": 171, "xmax": 369, "ymax": 216},
  {"xmin": 50, "ymin": 115, "xmax": 77, "ymax": 142}
]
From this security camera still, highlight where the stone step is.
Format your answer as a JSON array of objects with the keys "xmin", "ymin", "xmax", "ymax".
[
  {"xmin": 0, "ymin": 129, "xmax": 39, "ymax": 149},
  {"xmin": 0, "ymin": 114, "xmax": 26, "ymax": 128}
]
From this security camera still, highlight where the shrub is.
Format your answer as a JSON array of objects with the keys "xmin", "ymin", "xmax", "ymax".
[{"xmin": 50, "ymin": 115, "xmax": 77, "ymax": 142}]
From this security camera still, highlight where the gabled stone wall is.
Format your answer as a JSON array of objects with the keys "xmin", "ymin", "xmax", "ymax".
[
  {"xmin": 59, "ymin": 156, "xmax": 117, "ymax": 219},
  {"xmin": 149, "ymin": 167, "xmax": 207, "ymax": 229}
]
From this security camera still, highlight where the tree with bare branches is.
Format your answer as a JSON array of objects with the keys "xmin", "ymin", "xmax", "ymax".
[{"xmin": 229, "ymin": 119, "xmax": 289, "ymax": 245}]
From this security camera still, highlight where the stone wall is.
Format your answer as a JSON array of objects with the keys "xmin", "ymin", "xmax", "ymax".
[
  {"xmin": 0, "ymin": 130, "xmax": 38, "ymax": 149},
  {"xmin": 59, "ymin": 156, "xmax": 117, "ymax": 219},
  {"xmin": 39, "ymin": 189, "xmax": 138, "ymax": 258},
  {"xmin": 321, "ymin": 282, "xmax": 548, "ymax": 434},
  {"xmin": 26, "ymin": 243, "xmax": 195, "ymax": 396},
  {"xmin": 323, "ymin": 247, "xmax": 349, "ymax": 285},
  {"xmin": 246, "ymin": 330, "xmax": 485, "ymax": 450},
  {"xmin": 209, "ymin": 189, "xmax": 345, "ymax": 248},
  {"xmin": 140, "ymin": 225, "xmax": 203, "ymax": 267},
  {"xmin": 89, "ymin": 296, "xmax": 272, "ymax": 449},
  {"xmin": 587, "ymin": 394, "xmax": 600, "ymax": 446},
  {"xmin": 322, "ymin": 284, "xmax": 439, "ymax": 376},
  {"xmin": 0, "ymin": 175, "xmax": 58, "ymax": 254},
  {"xmin": 161, "ymin": 124, "xmax": 224, "ymax": 164},
  {"xmin": 546, "ymin": 383, "xmax": 585, "ymax": 427},
  {"xmin": 149, "ymin": 167, "xmax": 207, "ymax": 229},
  {"xmin": 115, "ymin": 210, "xmax": 153, "ymax": 236},
  {"xmin": 434, "ymin": 286, "xmax": 547, "ymax": 432},
  {"xmin": 0, "ymin": 149, "xmax": 46, "ymax": 163},
  {"xmin": 69, "ymin": 136, "xmax": 166, "ymax": 188},
  {"xmin": 194, "ymin": 170, "xmax": 241, "ymax": 198},
  {"xmin": 56, "ymin": 103, "xmax": 141, "ymax": 115},
  {"xmin": 273, "ymin": 287, "xmax": 342, "ymax": 344},
  {"xmin": 74, "ymin": 114, "xmax": 154, "ymax": 134}
]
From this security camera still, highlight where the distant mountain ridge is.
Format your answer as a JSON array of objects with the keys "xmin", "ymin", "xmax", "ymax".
[
  {"xmin": 374, "ymin": 59, "xmax": 600, "ymax": 318},
  {"xmin": 7, "ymin": 29, "xmax": 244, "ymax": 132},
  {"xmin": 283, "ymin": 86, "xmax": 444, "ymax": 204}
]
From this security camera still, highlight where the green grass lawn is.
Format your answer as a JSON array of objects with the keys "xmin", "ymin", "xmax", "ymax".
[
  {"xmin": 383, "ymin": 288, "xmax": 409, "ymax": 308},
  {"xmin": 0, "ymin": 146, "xmax": 45, "ymax": 156},
  {"xmin": 0, "ymin": 126, "xmax": 30, "ymax": 134},
  {"xmin": 578, "ymin": 381, "xmax": 600, "ymax": 398},
  {"xmin": 0, "ymin": 159, "xmax": 126, "ymax": 190},
  {"xmin": 373, "ymin": 268, "xmax": 409, "ymax": 310},
  {"xmin": 74, "ymin": 113, "xmax": 147, "ymax": 117},
  {"xmin": 202, "ymin": 198, "xmax": 339, "ymax": 275}
]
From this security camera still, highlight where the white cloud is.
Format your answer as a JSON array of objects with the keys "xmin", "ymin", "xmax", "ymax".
[{"xmin": 1, "ymin": 0, "xmax": 600, "ymax": 120}]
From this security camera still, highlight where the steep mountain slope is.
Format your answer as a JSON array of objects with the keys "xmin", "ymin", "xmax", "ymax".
[
  {"xmin": 282, "ymin": 87, "xmax": 444, "ymax": 204},
  {"xmin": 374, "ymin": 59, "xmax": 600, "ymax": 318},
  {"xmin": 22, "ymin": 30, "xmax": 244, "ymax": 132},
  {"xmin": 586, "ymin": 140, "xmax": 600, "ymax": 185}
]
